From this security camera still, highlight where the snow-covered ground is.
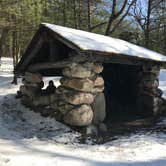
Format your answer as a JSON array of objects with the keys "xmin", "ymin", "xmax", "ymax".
[{"xmin": 0, "ymin": 57, "xmax": 166, "ymax": 166}]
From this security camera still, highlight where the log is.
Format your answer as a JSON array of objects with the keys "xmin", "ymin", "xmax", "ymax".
[
  {"xmin": 28, "ymin": 60, "xmax": 72, "ymax": 72},
  {"xmin": 27, "ymin": 54, "xmax": 84, "ymax": 72}
]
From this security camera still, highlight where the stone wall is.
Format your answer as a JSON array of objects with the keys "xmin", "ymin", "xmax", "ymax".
[
  {"xmin": 20, "ymin": 72, "xmax": 43, "ymax": 107},
  {"xmin": 20, "ymin": 72, "xmax": 57, "ymax": 111},
  {"xmin": 137, "ymin": 65, "xmax": 163, "ymax": 116},
  {"xmin": 19, "ymin": 62, "xmax": 106, "ymax": 127},
  {"xmin": 53, "ymin": 62, "xmax": 105, "ymax": 126},
  {"xmin": 19, "ymin": 63, "xmax": 163, "ymax": 128}
]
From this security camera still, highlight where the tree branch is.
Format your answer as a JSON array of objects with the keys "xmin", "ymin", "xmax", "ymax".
[
  {"xmin": 90, "ymin": 21, "xmax": 107, "ymax": 31},
  {"xmin": 110, "ymin": 0, "xmax": 137, "ymax": 34},
  {"xmin": 114, "ymin": 0, "xmax": 128, "ymax": 18}
]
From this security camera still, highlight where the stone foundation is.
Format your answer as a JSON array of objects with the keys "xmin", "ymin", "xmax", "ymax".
[
  {"xmin": 20, "ymin": 72, "xmax": 57, "ymax": 110},
  {"xmin": 20, "ymin": 72, "xmax": 42, "ymax": 107},
  {"xmin": 137, "ymin": 65, "xmax": 163, "ymax": 116},
  {"xmin": 53, "ymin": 62, "xmax": 105, "ymax": 126},
  {"xmin": 19, "ymin": 62, "xmax": 106, "ymax": 127},
  {"xmin": 19, "ymin": 63, "xmax": 163, "ymax": 127}
]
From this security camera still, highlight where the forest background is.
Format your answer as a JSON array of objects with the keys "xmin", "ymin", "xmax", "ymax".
[{"xmin": 0, "ymin": 0, "xmax": 165, "ymax": 68}]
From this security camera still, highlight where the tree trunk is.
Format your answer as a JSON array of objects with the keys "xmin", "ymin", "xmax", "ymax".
[
  {"xmin": 0, "ymin": 28, "xmax": 9, "ymax": 60},
  {"xmin": 164, "ymin": 24, "xmax": 166, "ymax": 54},
  {"xmin": 12, "ymin": 30, "xmax": 17, "ymax": 68},
  {"xmin": 145, "ymin": 0, "xmax": 152, "ymax": 48},
  {"xmin": 73, "ymin": 0, "xmax": 78, "ymax": 29},
  {"xmin": 87, "ymin": 0, "xmax": 91, "ymax": 31},
  {"xmin": 62, "ymin": 0, "xmax": 66, "ymax": 26},
  {"xmin": 105, "ymin": 16, "xmax": 114, "ymax": 35},
  {"xmin": 104, "ymin": 0, "xmax": 128, "ymax": 36},
  {"xmin": 78, "ymin": 0, "xmax": 81, "ymax": 29}
]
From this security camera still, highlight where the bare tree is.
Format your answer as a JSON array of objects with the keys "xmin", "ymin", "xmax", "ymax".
[
  {"xmin": 131, "ymin": 0, "xmax": 164, "ymax": 48},
  {"xmin": 105, "ymin": 0, "xmax": 137, "ymax": 35}
]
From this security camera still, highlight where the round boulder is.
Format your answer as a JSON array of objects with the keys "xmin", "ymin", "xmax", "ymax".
[
  {"xmin": 92, "ymin": 63, "xmax": 103, "ymax": 74},
  {"xmin": 64, "ymin": 92, "xmax": 94, "ymax": 105},
  {"xmin": 63, "ymin": 105, "xmax": 93, "ymax": 126},
  {"xmin": 62, "ymin": 63, "xmax": 92, "ymax": 78},
  {"xmin": 24, "ymin": 72, "xmax": 42, "ymax": 83},
  {"xmin": 61, "ymin": 78, "xmax": 94, "ymax": 92},
  {"xmin": 91, "ymin": 86, "xmax": 104, "ymax": 94},
  {"xmin": 94, "ymin": 76, "xmax": 104, "ymax": 87}
]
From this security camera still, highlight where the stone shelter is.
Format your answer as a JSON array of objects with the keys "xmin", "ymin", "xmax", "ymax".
[{"xmin": 15, "ymin": 23, "xmax": 166, "ymax": 127}]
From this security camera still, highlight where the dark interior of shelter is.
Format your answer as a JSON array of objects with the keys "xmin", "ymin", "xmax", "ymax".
[
  {"xmin": 28, "ymin": 40, "xmax": 71, "ymax": 76},
  {"xmin": 102, "ymin": 63, "xmax": 143, "ymax": 123}
]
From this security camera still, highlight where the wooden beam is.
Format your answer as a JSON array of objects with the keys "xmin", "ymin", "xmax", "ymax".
[
  {"xmin": 83, "ymin": 51, "xmax": 159, "ymax": 66},
  {"xmin": 78, "ymin": 51, "xmax": 138, "ymax": 65},
  {"xmin": 28, "ymin": 60, "xmax": 72, "ymax": 72},
  {"xmin": 21, "ymin": 34, "xmax": 45, "ymax": 69}
]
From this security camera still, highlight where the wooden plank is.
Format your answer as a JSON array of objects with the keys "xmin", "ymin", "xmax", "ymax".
[
  {"xmin": 86, "ymin": 50, "xmax": 162, "ymax": 66},
  {"xmin": 28, "ymin": 60, "xmax": 72, "ymax": 72},
  {"xmin": 81, "ymin": 51, "xmax": 160, "ymax": 66}
]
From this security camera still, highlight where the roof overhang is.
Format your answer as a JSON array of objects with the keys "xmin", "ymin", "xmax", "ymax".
[{"xmin": 15, "ymin": 23, "xmax": 166, "ymax": 76}]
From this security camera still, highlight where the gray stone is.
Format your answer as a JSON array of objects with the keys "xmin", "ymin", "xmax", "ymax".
[
  {"xmin": 20, "ymin": 85, "xmax": 27, "ymax": 94},
  {"xmin": 86, "ymin": 124, "xmax": 98, "ymax": 135},
  {"xmin": 56, "ymin": 84, "xmax": 95, "ymax": 105},
  {"xmin": 157, "ymin": 88, "xmax": 163, "ymax": 97},
  {"xmin": 41, "ymin": 107, "xmax": 55, "ymax": 117},
  {"xmin": 62, "ymin": 63, "xmax": 93, "ymax": 78},
  {"xmin": 63, "ymin": 105, "xmax": 93, "ymax": 126},
  {"xmin": 56, "ymin": 87, "xmax": 95, "ymax": 105},
  {"xmin": 98, "ymin": 123, "xmax": 107, "ymax": 133},
  {"xmin": 141, "ymin": 74, "xmax": 158, "ymax": 81},
  {"xmin": 142, "ymin": 65, "xmax": 160, "ymax": 76},
  {"xmin": 92, "ymin": 63, "xmax": 103, "ymax": 74},
  {"xmin": 153, "ymin": 106, "xmax": 160, "ymax": 115},
  {"xmin": 136, "ymin": 95, "xmax": 161, "ymax": 116},
  {"xmin": 143, "ymin": 79, "xmax": 159, "ymax": 89},
  {"xmin": 91, "ymin": 93, "xmax": 106, "ymax": 124},
  {"xmin": 20, "ymin": 85, "xmax": 35, "ymax": 99},
  {"xmin": 21, "ymin": 95, "xmax": 33, "ymax": 107},
  {"xmin": 33, "ymin": 95, "xmax": 50, "ymax": 106},
  {"xmin": 51, "ymin": 101, "xmax": 75, "ymax": 115},
  {"xmin": 22, "ymin": 79, "xmax": 40, "ymax": 88},
  {"xmin": 49, "ymin": 94, "xmax": 58, "ymax": 104},
  {"xmin": 138, "ymin": 88, "xmax": 158, "ymax": 97},
  {"xmin": 93, "ymin": 76, "xmax": 104, "ymax": 87},
  {"xmin": 56, "ymin": 86, "xmax": 70, "ymax": 94},
  {"xmin": 64, "ymin": 92, "xmax": 94, "ymax": 105},
  {"xmin": 61, "ymin": 78, "xmax": 94, "ymax": 92},
  {"xmin": 153, "ymin": 97, "xmax": 161, "ymax": 107},
  {"xmin": 58, "ymin": 103, "xmax": 75, "ymax": 115},
  {"xmin": 24, "ymin": 72, "xmax": 42, "ymax": 83},
  {"xmin": 159, "ymin": 102, "xmax": 166, "ymax": 115},
  {"xmin": 91, "ymin": 86, "xmax": 104, "ymax": 94}
]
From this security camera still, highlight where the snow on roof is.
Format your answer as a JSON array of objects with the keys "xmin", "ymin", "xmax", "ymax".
[{"xmin": 42, "ymin": 23, "xmax": 166, "ymax": 63}]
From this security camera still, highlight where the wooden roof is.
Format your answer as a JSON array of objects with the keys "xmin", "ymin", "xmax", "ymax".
[{"xmin": 15, "ymin": 23, "xmax": 166, "ymax": 75}]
